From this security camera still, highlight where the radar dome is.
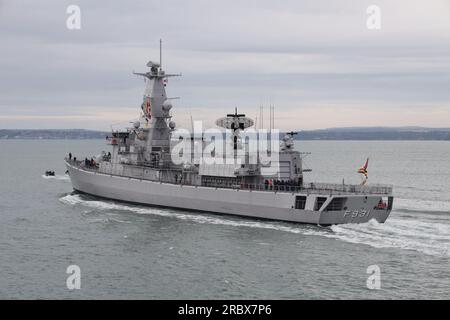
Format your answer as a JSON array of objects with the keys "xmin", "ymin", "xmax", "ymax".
[
  {"xmin": 162, "ymin": 100, "xmax": 173, "ymax": 111},
  {"xmin": 169, "ymin": 121, "xmax": 176, "ymax": 129}
]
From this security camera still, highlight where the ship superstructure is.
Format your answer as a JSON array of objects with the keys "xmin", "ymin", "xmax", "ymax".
[{"xmin": 65, "ymin": 46, "xmax": 393, "ymax": 225}]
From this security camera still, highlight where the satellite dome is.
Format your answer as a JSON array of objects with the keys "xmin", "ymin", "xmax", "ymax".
[
  {"xmin": 169, "ymin": 121, "xmax": 176, "ymax": 129},
  {"xmin": 162, "ymin": 100, "xmax": 173, "ymax": 111}
]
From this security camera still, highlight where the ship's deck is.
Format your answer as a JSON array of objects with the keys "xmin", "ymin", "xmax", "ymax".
[{"xmin": 66, "ymin": 159, "xmax": 393, "ymax": 196}]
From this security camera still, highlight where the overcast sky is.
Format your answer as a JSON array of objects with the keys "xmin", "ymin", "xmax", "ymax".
[{"xmin": 1, "ymin": 0, "xmax": 450, "ymax": 130}]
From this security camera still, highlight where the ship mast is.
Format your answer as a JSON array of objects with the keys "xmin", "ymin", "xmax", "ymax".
[
  {"xmin": 160, "ymin": 39, "xmax": 162, "ymax": 69},
  {"xmin": 132, "ymin": 40, "xmax": 181, "ymax": 163}
]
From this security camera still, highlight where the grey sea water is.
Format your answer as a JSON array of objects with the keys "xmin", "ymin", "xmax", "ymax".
[{"xmin": 0, "ymin": 140, "xmax": 449, "ymax": 299}]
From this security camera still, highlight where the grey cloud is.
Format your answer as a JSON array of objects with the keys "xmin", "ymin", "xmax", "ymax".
[{"xmin": 1, "ymin": 0, "xmax": 449, "ymax": 129}]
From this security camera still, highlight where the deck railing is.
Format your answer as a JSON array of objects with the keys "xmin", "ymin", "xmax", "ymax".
[{"xmin": 201, "ymin": 181, "xmax": 393, "ymax": 195}]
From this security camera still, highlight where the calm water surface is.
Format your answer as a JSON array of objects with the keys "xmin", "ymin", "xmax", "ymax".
[{"xmin": 0, "ymin": 140, "xmax": 449, "ymax": 299}]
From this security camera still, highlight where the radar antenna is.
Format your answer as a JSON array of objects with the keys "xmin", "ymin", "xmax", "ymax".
[
  {"xmin": 216, "ymin": 108, "xmax": 254, "ymax": 132},
  {"xmin": 281, "ymin": 131, "xmax": 300, "ymax": 151},
  {"xmin": 216, "ymin": 108, "xmax": 255, "ymax": 153}
]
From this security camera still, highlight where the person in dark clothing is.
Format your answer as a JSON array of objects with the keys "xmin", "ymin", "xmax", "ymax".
[{"xmin": 69, "ymin": 152, "xmax": 72, "ymax": 161}]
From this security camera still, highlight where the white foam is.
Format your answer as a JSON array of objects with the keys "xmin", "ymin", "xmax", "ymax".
[
  {"xmin": 59, "ymin": 194, "xmax": 450, "ymax": 258},
  {"xmin": 330, "ymin": 218, "xmax": 450, "ymax": 257},
  {"xmin": 59, "ymin": 194, "xmax": 324, "ymax": 235},
  {"xmin": 42, "ymin": 174, "xmax": 70, "ymax": 181}
]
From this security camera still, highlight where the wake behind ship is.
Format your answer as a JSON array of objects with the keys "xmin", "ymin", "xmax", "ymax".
[{"xmin": 65, "ymin": 46, "xmax": 393, "ymax": 226}]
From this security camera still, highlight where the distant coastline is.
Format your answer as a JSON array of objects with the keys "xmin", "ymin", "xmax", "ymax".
[
  {"xmin": 295, "ymin": 127, "xmax": 450, "ymax": 140},
  {"xmin": 0, "ymin": 129, "xmax": 108, "ymax": 140},
  {"xmin": 1, "ymin": 127, "xmax": 450, "ymax": 140}
]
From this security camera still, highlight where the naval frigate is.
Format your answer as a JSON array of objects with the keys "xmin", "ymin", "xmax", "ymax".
[{"xmin": 65, "ymin": 45, "xmax": 394, "ymax": 225}]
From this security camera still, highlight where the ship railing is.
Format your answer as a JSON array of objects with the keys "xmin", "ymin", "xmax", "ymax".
[
  {"xmin": 299, "ymin": 182, "xmax": 393, "ymax": 195},
  {"xmin": 66, "ymin": 158, "xmax": 99, "ymax": 171},
  {"xmin": 65, "ymin": 158, "xmax": 83, "ymax": 166},
  {"xmin": 201, "ymin": 181, "xmax": 393, "ymax": 195}
]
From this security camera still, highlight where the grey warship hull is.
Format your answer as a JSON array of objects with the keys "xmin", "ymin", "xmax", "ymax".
[{"xmin": 66, "ymin": 160, "xmax": 392, "ymax": 226}]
